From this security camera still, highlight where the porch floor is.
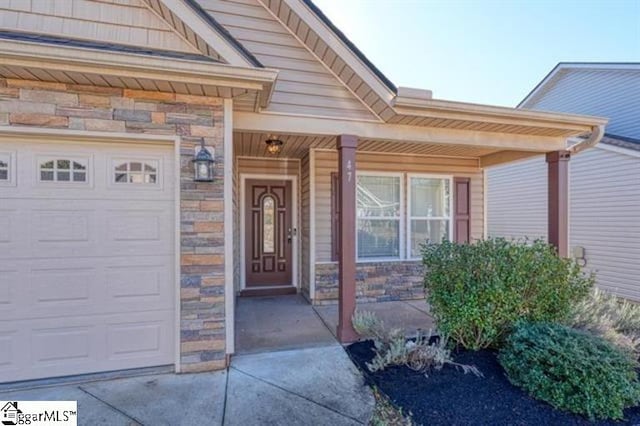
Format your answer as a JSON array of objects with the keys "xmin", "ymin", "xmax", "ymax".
[{"xmin": 235, "ymin": 295, "xmax": 435, "ymax": 354}]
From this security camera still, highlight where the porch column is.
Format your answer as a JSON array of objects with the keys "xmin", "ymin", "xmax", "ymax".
[
  {"xmin": 337, "ymin": 134, "xmax": 359, "ymax": 343},
  {"xmin": 546, "ymin": 150, "xmax": 570, "ymax": 257}
]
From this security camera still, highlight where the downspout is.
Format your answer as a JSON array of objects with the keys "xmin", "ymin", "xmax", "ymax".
[{"xmin": 568, "ymin": 124, "xmax": 605, "ymax": 154}]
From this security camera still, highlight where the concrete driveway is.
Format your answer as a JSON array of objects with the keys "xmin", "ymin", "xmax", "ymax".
[{"xmin": 0, "ymin": 346, "xmax": 373, "ymax": 426}]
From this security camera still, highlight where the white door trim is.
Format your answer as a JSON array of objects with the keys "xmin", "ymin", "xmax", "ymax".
[
  {"xmin": 240, "ymin": 173, "xmax": 299, "ymax": 291},
  {"xmin": 0, "ymin": 127, "xmax": 182, "ymax": 375}
]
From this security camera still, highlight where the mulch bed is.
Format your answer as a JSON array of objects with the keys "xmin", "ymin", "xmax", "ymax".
[{"xmin": 347, "ymin": 340, "xmax": 640, "ymax": 426}]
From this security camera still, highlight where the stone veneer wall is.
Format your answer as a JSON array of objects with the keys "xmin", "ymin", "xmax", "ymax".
[
  {"xmin": 314, "ymin": 261, "xmax": 425, "ymax": 305},
  {"xmin": 0, "ymin": 78, "xmax": 226, "ymax": 372}
]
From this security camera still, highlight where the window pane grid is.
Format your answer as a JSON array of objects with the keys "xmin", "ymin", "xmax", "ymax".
[
  {"xmin": 39, "ymin": 158, "xmax": 87, "ymax": 182},
  {"xmin": 409, "ymin": 176, "xmax": 451, "ymax": 258},
  {"xmin": 113, "ymin": 161, "xmax": 158, "ymax": 185}
]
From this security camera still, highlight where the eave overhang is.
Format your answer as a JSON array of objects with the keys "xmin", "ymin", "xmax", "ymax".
[
  {"xmin": 391, "ymin": 97, "xmax": 608, "ymax": 138},
  {"xmin": 0, "ymin": 38, "xmax": 278, "ymax": 107}
]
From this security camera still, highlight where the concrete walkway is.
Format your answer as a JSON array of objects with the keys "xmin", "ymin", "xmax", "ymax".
[{"xmin": 0, "ymin": 346, "xmax": 373, "ymax": 426}]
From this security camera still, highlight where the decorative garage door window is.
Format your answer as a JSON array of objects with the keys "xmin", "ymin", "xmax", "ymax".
[
  {"xmin": 0, "ymin": 154, "xmax": 9, "ymax": 181},
  {"xmin": 113, "ymin": 160, "xmax": 158, "ymax": 184},
  {"xmin": 39, "ymin": 158, "xmax": 88, "ymax": 182}
]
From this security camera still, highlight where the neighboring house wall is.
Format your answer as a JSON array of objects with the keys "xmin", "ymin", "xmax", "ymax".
[
  {"xmin": 525, "ymin": 67, "xmax": 640, "ymax": 138},
  {"xmin": 570, "ymin": 147, "xmax": 640, "ymax": 300},
  {"xmin": 312, "ymin": 149, "xmax": 484, "ymax": 303},
  {"xmin": 0, "ymin": 78, "xmax": 227, "ymax": 373},
  {"xmin": 490, "ymin": 64, "xmax": 640, "ymax": 301},
  {"xmin": 487, "ymin": 155, "xmax": 547, "ymax": 240},
  {"xmin": 199, "ymin": 0, "xmax": 377, "ymax": 119},
  {"xmin": 488, "ymin": 146, "xmax": 640, "ymax": 301},
  {"xmin": 0, "ymin": 0, "xmax": 199, "ymax": 54}
]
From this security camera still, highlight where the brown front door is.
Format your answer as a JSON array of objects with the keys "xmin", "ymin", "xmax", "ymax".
[{"xmin": 245, "ymin": 179, "xmax": 293, "ymax": 287}]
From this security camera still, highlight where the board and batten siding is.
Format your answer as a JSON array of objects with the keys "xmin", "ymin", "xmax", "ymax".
[
  {"xmin": 313, "ymin": 150, "xmax": 485, "ymax": 262},
  {"xmin": 488, "ymin": 147, "xmax": 640, "ymax": 301},
  {"xmin": 0, "ymin": 0, "xmax": 199, "ymax": 53},
  {"xmin": 199, "ymin": 0, "xmax": 376, "ymax": 120}
]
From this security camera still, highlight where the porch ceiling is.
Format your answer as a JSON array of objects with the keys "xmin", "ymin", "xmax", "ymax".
[{"xmin": 234, "ymin": 131, "xmax": 502, "ymax": 159}]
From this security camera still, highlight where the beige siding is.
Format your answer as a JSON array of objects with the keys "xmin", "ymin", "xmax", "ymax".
[
  {"xmin": 300, "ymin": 152, "xmax": 311, "ymax": 299},
  {"xmin": 487, "ymin": 155, "xmax": 548, "ymax": 240},
  {"xmin": 313, "ymin": 150, "xmax": 485, "ymax": 262},
  {"xmin": 487, "ymin": 147, "xmax": 640, "ymax": 301},
  {"xmin": 0, "ymin": 0, "xmax": 198, "ymax": 53},
  {"xmin": 199, "ymin": 0, "xmax": 376, "ymax": 120}
]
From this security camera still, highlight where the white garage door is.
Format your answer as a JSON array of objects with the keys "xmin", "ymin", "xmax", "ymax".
[{"xmin": 0, "ymin": 138, "xmax": 176, "ymax": 382}]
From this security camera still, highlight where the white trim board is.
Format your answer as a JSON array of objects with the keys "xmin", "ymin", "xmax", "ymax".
[
  {"xmin": 239, "ymin": 173, "xmax": 299, "ymax": 291},
  {"xmin": 223, "ymin": 99, "xmax": 235, "ymax": 356}
]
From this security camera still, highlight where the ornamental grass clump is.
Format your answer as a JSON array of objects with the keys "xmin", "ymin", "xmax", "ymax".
[
  {"xmin": 422, "ymin": 238, "xmax": 594, "ymax": 350},
  {"xmin": 567, "ymin": 287, "xmax": 640, "ymax": 354},
  {"xmin": 352, "ymin": 310, "xmax": 481, "ymax": 377},
  {"xmin": 499, "ymin": 322, "xmax": 640, "ymax": 420}
]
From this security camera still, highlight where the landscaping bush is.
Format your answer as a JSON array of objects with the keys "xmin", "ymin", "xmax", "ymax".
[
  {"xmin": 499, "ymin": 322, "xmax": 640, "ymax": 420},
  {"xmin": 422, "ymin": 238, "xmax": 594, "ymax": 350},
  {"xmin": 567, "ymin": 287, "xmax": 640, "ymax": 354}
]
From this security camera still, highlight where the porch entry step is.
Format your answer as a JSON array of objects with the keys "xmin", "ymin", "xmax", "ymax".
[{"xmin": 240, "ymin": 286, "xmax": 297, "ymax": 297}]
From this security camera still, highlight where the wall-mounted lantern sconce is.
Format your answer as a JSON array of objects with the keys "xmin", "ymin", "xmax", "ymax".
[
  {"xmin": 265, "ymin": 137, "xmax": 283, "ymax": 155},
  {"xmin": 193, "ymin": 140, "xmax": 214, "ymax": 182}
]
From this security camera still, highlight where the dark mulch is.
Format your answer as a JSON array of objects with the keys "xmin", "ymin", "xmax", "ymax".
[{"xmin": 347, "ymin": 340, "xmax": 640, "ymax": 426}]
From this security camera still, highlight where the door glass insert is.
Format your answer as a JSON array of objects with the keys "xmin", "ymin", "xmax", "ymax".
[{"xmin": 262, "ymin": 196, "xmax": 275, "ymax": 253}]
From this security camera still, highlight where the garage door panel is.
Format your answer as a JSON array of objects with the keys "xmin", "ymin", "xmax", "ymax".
[
  {"xmin": 0, "ymin": 140, "xmax": 176, "ymax": 382},
  {"xmin": 0, "ymin": 311, "xmax": 174, "ymax": 382},
  {"xmin": 1, "ymin": 256, "xmax": 174, "ymax": 321}
]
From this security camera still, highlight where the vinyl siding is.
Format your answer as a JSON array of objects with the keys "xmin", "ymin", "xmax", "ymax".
[
  {"xmin": 198, "ymin": 0, "xmax": 376, "ymax": 120},
  {"xmin": 570, "ymin": 148, "xmax": 640, "ymax": 301},
  {"xmin": 525, "ymin": 68, "xmax": 640, "ymax": 139},
  {"xmin": 300, "ymin": 152, "xmax": 311, "ymax": 299},
  {"xmin": 487, "ymin": 155, "xmax": 547, "ymax": 240},
  {"xmin": 488, "ymin": 147, "xmax": 640, "ymax": 301},
  {"xmin": 0, "ymin": 0, "xmax": 199, "ymax": 53},
  {"xmin": 313, "ymin": 150, "xmax": 484, "ymax": 262}
]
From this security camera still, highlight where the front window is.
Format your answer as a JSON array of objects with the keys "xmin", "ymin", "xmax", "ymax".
[
  {"xmin": 409, "ymin": 176, "xmax": 451, "ymax": 257},
  {"xmin": 356, "ymin": 175, "xmax": 401, "ymax": 259}
]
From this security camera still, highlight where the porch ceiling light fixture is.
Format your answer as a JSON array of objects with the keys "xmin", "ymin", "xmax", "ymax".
[
  {"xmin": 193, "ymin": 140, "xmax": 214, "ymax": 182},
  {"xmin": 265, "ymin": 137, "xmax": 283, "ymax": 155}
]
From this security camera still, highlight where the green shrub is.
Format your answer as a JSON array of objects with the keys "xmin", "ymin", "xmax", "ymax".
[
  {"xmin": 567, "ymin": 288, "xmax": 640, "ymax": 354},
  {"xmin": 499, "ymin": 322, "xmax": 640, "ymax": 420},
  {"xmin": 422, "ymin": 238, "xmax": 593, "ymax": 350}
]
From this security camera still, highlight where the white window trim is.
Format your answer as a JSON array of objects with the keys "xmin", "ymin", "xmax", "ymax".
[
  {"xmin": 355, "ymin": 171, "xmax": 404, "ymax": 262},
  {"xmin": 109, "ymin": 157, "xmax": 162, "ymax": 189},
  {"xmin": 0, "ymin": 151, "xmax": 16, "ymax": 186},
  {"xmin": 406, "ymin": 173, "xmax": 454, "ymax": 260},
  {"xmin": 36, "ymin": 155, "xmax": 91, "ymax": 185}
]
